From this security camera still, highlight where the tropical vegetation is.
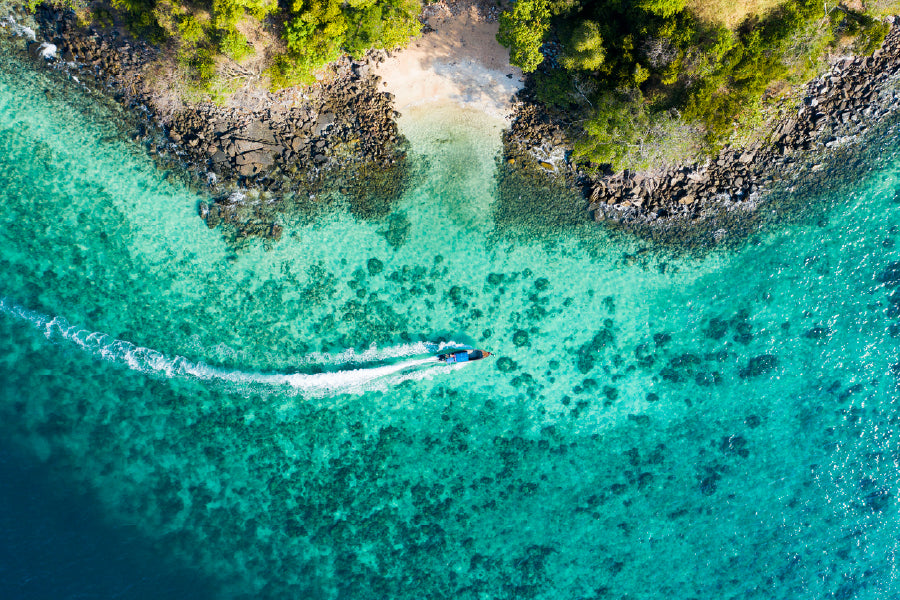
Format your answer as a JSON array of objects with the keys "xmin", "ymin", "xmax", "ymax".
[
  {"xmin": 29, "ymin": 0, "xmax": 421, "ymax": 90},
  {"xmin": 498, "ymin": 0, "xmax": 893, "ymax": 171}
]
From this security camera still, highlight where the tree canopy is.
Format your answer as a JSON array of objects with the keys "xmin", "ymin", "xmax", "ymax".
[
  {"xmin": 560, "ymin": 20, "xmax": 605, "ymax": 71},
  {"xmin": 57, "ymin": 0, "xmax": 421, "ymax": 91},
  {"xmin": 497, "ymin": 0, "xmax": 891, "ymax": 170},
  {"xmin": 497, "ymin": 0, "xmax": 552, "ymax": 73}
]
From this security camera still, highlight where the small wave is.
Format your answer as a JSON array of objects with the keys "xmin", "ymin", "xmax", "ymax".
[{"xmin": 0, "ymin": 298, "xmax": 467, "ymax": 397}]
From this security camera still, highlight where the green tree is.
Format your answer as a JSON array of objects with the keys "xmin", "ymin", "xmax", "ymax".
[
  {"xmin": 573, "ymin": 92, "xmax": 648, "ymax": 169},
  {"xmin": 637, "ymin": 0, "xmax": 686, "ymax": 18},
  {"xmin": 561, "ymin": 20, "xmax": 605, "ymax": 71},
  {"xmin": 497, "ymin": 0, "xmax": 551, "ymax": 72},
  {"xmin": 284, "ymin": 0, "xmax": 348, "ymax": 69},
  {"xmin": 344, "ymin": 0, "xmax": 420, "ymax": 58}
]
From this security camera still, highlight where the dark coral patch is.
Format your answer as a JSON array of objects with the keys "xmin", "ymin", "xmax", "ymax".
[{"xmin": 739, "ymin": 355, "xmax": 779, "ymax": 378}]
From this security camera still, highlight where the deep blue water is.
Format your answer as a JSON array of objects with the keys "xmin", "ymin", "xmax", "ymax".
[{"xmin": 0, "ymin": 445, "xmax": 220, "ymax": 599}]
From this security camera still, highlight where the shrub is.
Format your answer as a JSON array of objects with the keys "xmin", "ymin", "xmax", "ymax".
[
  {"xmin": 533, "ymin": 69, "xmax": 574, "ymax": 106},
  {"xmin": 638, "ymin": 0, "xmax": 687, "ymax": 18},
  {"xmin": 27, "ymin": 0, "xmax": 89, "ymax": 13},
  {"xmin": 186, "ymin": 47, "xmax": 217, "ymax": 83},
  {"xmin": 267, "ymin": 54, "xmax": 312, "ymax": 89},
  {"xmin": 177, "ymin": 15, "xmax": 206, "ymax": 45},
  {"xmin": 574, "ymin": 97, "xmax": 702, "ymax": 173},
  {"xmin": 855, "ymin": 20, "xmax": 889, "ymax": 55},
  {"xmin": 219, "ymin": 30, "xmax": 254, "ymax": 62}
]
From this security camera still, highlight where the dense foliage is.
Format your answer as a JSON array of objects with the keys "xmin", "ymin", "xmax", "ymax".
[
  {"xmin": 274, "ymin": 0, "xmax": 420, "ymax": 86},
  {"xmin": 498, "ymin": 0, "xmax": 891, "ymax": 171},
  {"xmin": 35, "ymin": 0, "xmax": 421, "ymax": 91},
  {"xmin": 496, "ymin": 0, "xmax": 552, "ymax": 72}
]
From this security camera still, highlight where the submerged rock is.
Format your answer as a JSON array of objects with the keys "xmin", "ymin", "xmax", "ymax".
[
  {"xmin": 1, "ymin": 15, "xmax": 36, "ymax": 41},
  {"xmin": 495, "ymin": 357, "xmax": 518, "ymax": 373},
  {"xmin": 699, "ymin": 472, "xmax": 720, "ymax": 496},
  {"xmin": 803, "ymin": 326, "xmax": 832, "ymax": 339},
  {"xmin": 878, "ymin": 260, "xmax": 900, "ymax": 286},
  {"xmin": 377, "ymin": 212, "xmax": 411, "ymax": 249},
  {"xmin": 366, "ymin": 258, "xmax": 384, "ymax": 276},
  {"xmin": 512, "ymin": 330, "xmax": 529, "ymax": 347},
  {"xmin": 739, "ymin": 355, "xmax": 779, "ymax": 378}
]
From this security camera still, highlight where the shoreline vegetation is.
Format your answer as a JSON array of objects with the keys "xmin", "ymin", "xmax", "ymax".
[
  {"xmin": 500, "ymin": 0, "xmax": 892, "ymax": 169},
  {"xmin": 504, "ymin": 23, "xmax": 900, "ymax": 247},
  {"xmin": 3, "ymin": 0, "xmax": 900, "ymax": 249}
]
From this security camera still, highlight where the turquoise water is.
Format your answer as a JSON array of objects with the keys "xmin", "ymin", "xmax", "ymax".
[{"xmin": 2, "ymin": 40, "xmax": 900, "ymax": 600}]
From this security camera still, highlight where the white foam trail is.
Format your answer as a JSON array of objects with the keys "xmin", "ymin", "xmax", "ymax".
[
  {"xmin": 0, "ymin": 298, "xmax": 465, "ymax": 397},
  {"xmin": 297, "ymin": 340, "xmax": 465, "ymax": 366}
]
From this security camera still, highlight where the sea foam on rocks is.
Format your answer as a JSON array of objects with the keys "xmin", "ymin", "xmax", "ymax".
[
  {"xmin": 1, "ymin": 15, "xmax": 36, "ymax": 41},
  {"xmin": 37, "ymin": 42, "xmax": 56, "ymax": 60}
]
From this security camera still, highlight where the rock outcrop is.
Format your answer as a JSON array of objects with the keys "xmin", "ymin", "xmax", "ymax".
[
  {"xmin": 20, "ymin": 6, "xmax": 408, "ymax": 248},
  {"xmin": 504, "ymin": 20, "xmax": 900, "ymax": 247}
]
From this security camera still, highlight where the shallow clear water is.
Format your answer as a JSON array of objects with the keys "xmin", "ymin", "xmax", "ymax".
[{"xmin": 2, "ymin": 38, "xmax": 900, "ymax": 600}]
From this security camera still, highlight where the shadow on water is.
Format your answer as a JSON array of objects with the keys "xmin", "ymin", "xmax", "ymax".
[
  {"xmin": 491, "ymin": 159, "xmax": 590, "ymax": 239},
  {"xmin": 0, "ymin": 444, "xmax": 223, "ymax": 600},
  {"xmin": 491, "ymin": 111, "xmax": 900, "ymax": 260},
  {"xmin": 490, "ymin": 158, "xmax": 672, "ymax": 262}
]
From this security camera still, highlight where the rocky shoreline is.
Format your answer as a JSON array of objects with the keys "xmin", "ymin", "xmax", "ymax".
[
  {"xmin": 6, "ymin": 5, "xmax": 900, "ymax": 250},
  {"xmin": 503, "ymin": 20, "xmax": 900, "ymax": 248},
  {"xmin": 8, "ymin": 5, "xmax": 407, "ymax": 247}
]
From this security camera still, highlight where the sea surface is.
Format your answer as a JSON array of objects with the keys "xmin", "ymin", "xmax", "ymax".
[{"xmin": 2, "ymin": 34, "xmax": 900, "ymax": 600}]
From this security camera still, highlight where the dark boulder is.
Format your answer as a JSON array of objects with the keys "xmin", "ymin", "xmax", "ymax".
[{"xmin": 314, "ymin": 112, "xmax": 336, "ymax": 136}]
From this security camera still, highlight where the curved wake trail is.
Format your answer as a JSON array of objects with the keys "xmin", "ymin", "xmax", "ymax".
[{"xmin": 0, "ymin": 298, "xmax": 464, "ymax": 397}]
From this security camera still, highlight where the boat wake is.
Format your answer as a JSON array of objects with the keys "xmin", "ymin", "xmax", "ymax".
[{"xmin": 0, "ymin": 298, "xmax": 470, "ymax": 397}]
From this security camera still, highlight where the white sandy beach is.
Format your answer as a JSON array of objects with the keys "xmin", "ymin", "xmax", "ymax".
[{"xmin": 374, "ymin": 1, "xmax": 523, "ymax": 122}]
